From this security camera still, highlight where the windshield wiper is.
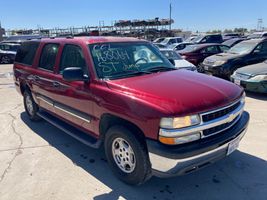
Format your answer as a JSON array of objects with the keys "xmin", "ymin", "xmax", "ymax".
[
  {"xmin": 105, "ymin": 70, "xmax": 152, "ymax": 79},
  {"xmin": 145, "ymin": 66, "xmax": 176, "ymax": 72}
]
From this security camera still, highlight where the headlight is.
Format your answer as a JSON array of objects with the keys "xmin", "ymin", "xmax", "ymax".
[
  {"xmin": 249, "ymin": 75, "xmax": 267, "ymax": 81},
  {"xmin": 213, "ymin": 60, "xmax": 226, "ymax": 66},
  {"xmin": 160, "ymin": 115, "xmax": 200, "ymax": 129},
  {"xmin": 241, "ymin": 92, "xmax": 246, "ymax": 104}
]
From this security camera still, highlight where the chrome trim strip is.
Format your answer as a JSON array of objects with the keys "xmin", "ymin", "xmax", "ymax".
[
  {"xmin": 36, "ymin": 94, "xmax": 91, "ymax": 123},
  {"xmin": 150, "ymin": 127, "xmax": 247, "ymax": 173},
  {"xmin": 36, "ymin": 96, "xmax": 53, "ymax": 107},
  {"xmin": 159, "ymin": 100, "xmax": 244, "ymax": 137},
  {"xmin": 54, "ymin": 104, "xmax": 91, "ymax": 123}
]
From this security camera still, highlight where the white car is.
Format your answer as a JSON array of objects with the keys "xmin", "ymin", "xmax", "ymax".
[
  {"xmin": 160, "ymin": 49, "xmax": 197, "ymax": 71},
  {"xmin": 160, "ymin": 37, "xmax": 183, "ymax": 47}
]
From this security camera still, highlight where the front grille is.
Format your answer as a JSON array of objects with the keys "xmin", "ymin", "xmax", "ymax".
[
  {"xmin": 202, "ymin": 101, "xmax": 240, "ymax": 122},
  {"xmin": 203, "ymin": 116, "xmax": 239, "ymax": 136}
]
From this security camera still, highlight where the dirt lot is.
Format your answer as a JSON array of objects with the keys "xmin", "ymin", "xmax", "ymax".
[{"xmin": 0, "ymin": 64, "xmax": 267, "ymax": 200}]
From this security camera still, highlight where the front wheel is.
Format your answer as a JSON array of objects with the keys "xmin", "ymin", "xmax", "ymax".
[{"xmin": 104, "ymin": 126, "xmax": 152, "ymax": 185}]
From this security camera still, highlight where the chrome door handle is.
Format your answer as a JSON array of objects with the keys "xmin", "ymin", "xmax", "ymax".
[{"xmin": 52, "ymin": 81, "xmax": 61, "ymax": 87}]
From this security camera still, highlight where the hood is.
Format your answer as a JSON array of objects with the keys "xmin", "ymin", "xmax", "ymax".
[
  {"xmin": 106, "ymin": 70, "xmax": 242, "ymax": 116},
  {"xmin": 174, "ymin": 59, "xmax": 195, "ymax": 69},
  {"xmin": 236, "ymin": 62, "xmax": 267, "ymax": 76},
  {"xmin": 205, "ymin": 52, "xmax": 243, "ymax": 62}
]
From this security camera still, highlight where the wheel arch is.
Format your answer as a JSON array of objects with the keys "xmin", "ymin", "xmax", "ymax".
[{"xmin": 99, "ymin": 113, "xmax": 147, "ymax": 147}]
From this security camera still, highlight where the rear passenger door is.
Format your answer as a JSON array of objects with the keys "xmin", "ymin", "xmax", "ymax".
[
  {"xmin": 52, "ymin": 44, "xmax": 95, "ymax": 133},
  {"xmin": 33, "ymin": 43, "xmax": 59, "ymax": 112}
]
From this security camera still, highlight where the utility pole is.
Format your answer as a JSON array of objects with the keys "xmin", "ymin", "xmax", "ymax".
[{"xmin": 169, "ymin": 3, "xmax": 172, "ymax": 31}]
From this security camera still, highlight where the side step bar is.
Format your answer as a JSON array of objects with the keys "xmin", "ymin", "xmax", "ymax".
[{"xmin": 37, "ymin": 111, "xmax": 102, "ymax": 148}]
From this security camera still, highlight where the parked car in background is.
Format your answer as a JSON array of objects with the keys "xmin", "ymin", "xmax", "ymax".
[
  {"xmin": 14, "ymin": 36, "xmax": 249, "ymax": 185},
  {"xmin": 171, "ymin": 42, "xmax": 193, "ymax": 51},
  {"xmin": 247, "ymin": 32, "xmax": 267, "ymax": 39},
  {"xmin": 231, "ymin": 60, "xmax": 267, "ymax": 93},
  {"xmin": 223, "ymin": 33, "xmax": 240, "ymax": 41},
  {"xmin": 159, "ymin": 49, "xmax": 197, "ymax": 71},
  {"xmin": 178, "ymin": 43, "xmax": 230, "ymax": 72},
  {"xmin": 153, "ymin": 37, "xmax": 165, "ymax": 43},
  {"xmin": 161, "ymin": 37, "xmax": 183, "ymax": 47},
  {"xmin": 153, "ymin": 43, "xmax": 167, "ymax": 49},
  {"xmin": 0, "ymin": 43, "xmax": 20, "ymax": 64},
  {"xmin": 190, "ymin": 34, "xmax": 223, "ymax": 44},
  {"xmin": 202, "ymin": 38, "xmax": 267, "ymax": 79},
  {"xmin": 1, "ymin": 35, "xmax": 44, "ymax": 44},
  {"xmin": 222, "ymin": 38, "xmax": 247, "ymax": 48}
]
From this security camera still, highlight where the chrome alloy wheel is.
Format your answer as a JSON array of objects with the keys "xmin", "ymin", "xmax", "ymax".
[
  {"xmin": 25, "ymin": 94, "xmax": 34, "ymax": 116},
  {"xmin": 112, "ymin": 137, "xmax": 136, "ymax": 173}
]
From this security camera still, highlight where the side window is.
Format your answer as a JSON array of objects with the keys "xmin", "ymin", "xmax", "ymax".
[
  {"xmin": 59, "ymin": 44, "xmax": 86, "ymax": 74},
  {"xmin": 15, "ymin": 42, "xmax": 40, "ymax": 65},
  {"xmin": 254, "ymin": 42, "xmax": 267, "ymax": 54},
  {"xmin": 201, "ymin": 46, "xmax": 219, "ymax": 54},
  {"xmin": 39, "ymin": 43, "xmax": 59, "ymax": 71},
  {"xmin": 219, "ymin": 45, "xmax": 230, "ymax": 52}
]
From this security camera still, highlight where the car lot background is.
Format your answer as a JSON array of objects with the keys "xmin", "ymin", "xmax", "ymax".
[{"xmin": 0, "ymin": 64, "xmax": 267, "ymax": 200}]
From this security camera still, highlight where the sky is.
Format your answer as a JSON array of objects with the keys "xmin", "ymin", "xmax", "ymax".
[{"xmin": 0, "ymin": 0, "xmax": 267, "ymax": 32}]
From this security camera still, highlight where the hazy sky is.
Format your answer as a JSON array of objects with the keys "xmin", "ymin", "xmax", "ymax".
[{"xmin": 0, "ymin": 0, "xmax": 266, "ymax": 31}]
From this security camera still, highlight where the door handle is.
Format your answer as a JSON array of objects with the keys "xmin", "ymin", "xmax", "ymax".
[
  {"xmin": 52, "ymin": 81, "xmax": 61, "ymax": 87},
  {"xmin": 33, "ymin": 75, "xmax": 40, "ymax": 81}
]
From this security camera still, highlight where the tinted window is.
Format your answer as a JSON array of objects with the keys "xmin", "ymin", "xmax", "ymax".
[
  {"xmin": 60, "ymin": 44, "xmax": 86, "ymax": 73},
  {"xmin": 202, "ymin": 46, "xmax": 219, "ymax": 54},
  {"xmin": 14, "ymin": 42, "xmax": 40, "ymax": 65},
  {"xmin": 255, "ymin": 42, "xmax": 267, "ymax": 54},
  {"xmin": 39, "ymin": 44, "xmax": 59, "ymax": 71},
  {"xmin": 176, "ymin": 38, "xmax": 183, "ymax": 43},
  {"xmin": 219, "ymin": 45, "xmax": 230, "ymax": 52}
]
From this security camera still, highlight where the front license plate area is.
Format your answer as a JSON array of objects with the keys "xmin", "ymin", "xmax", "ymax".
[{"xmin": 227, "ymin": 137, "xmax": 240, "ymax": 155}]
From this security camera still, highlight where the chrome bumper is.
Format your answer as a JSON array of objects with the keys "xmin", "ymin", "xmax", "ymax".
[{"xmin": 149, "ymin": 127, "xmax": 247, "ymax": 177}]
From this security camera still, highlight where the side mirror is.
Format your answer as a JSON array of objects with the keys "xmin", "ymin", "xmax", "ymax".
[
  {"xmin": 168, "ymin": 58, "xmax": 175, "ymax": 66},
  {"xmin": 253, "ymin": 49, "xmax": 261, "ymax": 54},
  {"xmin": 62, "ymin": 67, "xmax": 89, "ymax": 82}
]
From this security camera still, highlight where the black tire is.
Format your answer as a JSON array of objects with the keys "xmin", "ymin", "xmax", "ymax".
[
  {"xmin": 104, "ymin": 126, "xmax": 152, "ymax": 185},
  {"xmin": 1, "ymin": 55, "xmax": 11, "ymax": 64},
  {"xmin": 23, "ymin": 89, "xmax": 41, "ymax": 121}
]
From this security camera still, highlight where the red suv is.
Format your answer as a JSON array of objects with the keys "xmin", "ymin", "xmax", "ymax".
[{"xmin": 13, "ymin": 37, "xmax": 249, "ymax": 185}]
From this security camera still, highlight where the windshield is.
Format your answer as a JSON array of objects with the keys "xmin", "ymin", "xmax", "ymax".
[
  {"xmin": 89, "ymin": 42, "xmax": 174, "ymax": 79},
  {"xmin": 228, "ymin": 42, "xmax": 256, "ymax": 54},
  {"xmin": 160, "ymin": 50, "xmax": 182, "ymax": 60},
  {"xmin": 247, "ymin": 34, "xmax": 262, "ymax": 39},
  {"xmin": 181, "ymin": 45, "xmax": 199, "ymax": 52},
  {"xmin": 0, "ymin": 44, "xmax": 20, "ymax": 52},
  {"xmin": 191, "ymin": 35, "xmax": 204, "ymax": 43}
]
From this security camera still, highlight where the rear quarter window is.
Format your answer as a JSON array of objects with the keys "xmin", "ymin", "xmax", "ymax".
[{"xmin": 15, "ymin": 42, "xmax": 40, "ymax": 66}]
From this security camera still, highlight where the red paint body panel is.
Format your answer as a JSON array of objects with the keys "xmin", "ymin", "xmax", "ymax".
[{"xmin": 14, "ymin": 37, "xmax": 243, "ymax": 140}]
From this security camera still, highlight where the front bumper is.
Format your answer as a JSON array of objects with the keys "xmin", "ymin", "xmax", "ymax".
[
  {"xmin": 200, "ymin": 63, "xmax": 227, "ymax": 77},
  {"xmin": 147, "ymin": 111, "xmax": 249, "ymax": 177},
  {"xmin": 230, "ymin": 76, "xmax": 267, "ymax": 93}
]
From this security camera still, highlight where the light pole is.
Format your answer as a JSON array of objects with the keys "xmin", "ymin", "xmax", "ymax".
[{"xmin": 169, "ymin": 3, "xmax": 172, "ymax": 31}]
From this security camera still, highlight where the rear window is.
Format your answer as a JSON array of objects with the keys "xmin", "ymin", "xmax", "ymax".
[{"xmin": 15, "ymin": 42, "xmax": 40, "ymax": 65}]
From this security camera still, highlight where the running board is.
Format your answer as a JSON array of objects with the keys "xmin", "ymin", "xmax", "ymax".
[{"xmin": 37, "ymin": 111, "xmax": 101, "ymax": 148}]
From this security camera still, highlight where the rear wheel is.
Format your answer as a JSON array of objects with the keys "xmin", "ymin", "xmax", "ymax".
[
  {"xmin": 104, "ymin": 126, "xmax": 152, "ymax": 185},
  {"xmin": 23, "ymin": 89, "xmax": 41, "ymax": 121},
  {"xmin": 1, "ymin": 55, "xmax": 11, "ymax": 64}
]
